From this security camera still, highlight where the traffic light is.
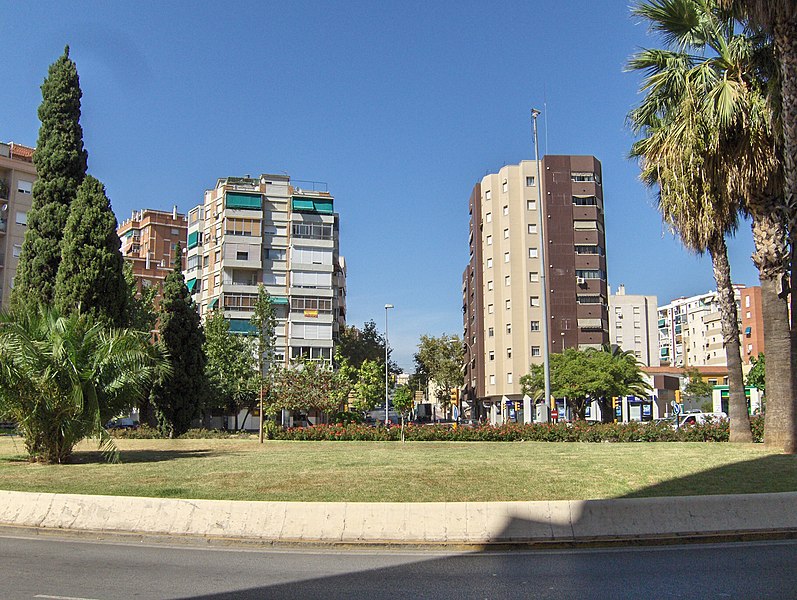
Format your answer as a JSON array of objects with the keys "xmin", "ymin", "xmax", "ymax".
[
  {"xmin": 450, "ymin": 389, "xmax": 459, "ymax": 406},
  {"xmin": 675, "ymin": 389, "xmax": 682, "ymax": 404},
  {"xmin": 612, "ymin": 397, "xmax": 621, "ymax": 422}
]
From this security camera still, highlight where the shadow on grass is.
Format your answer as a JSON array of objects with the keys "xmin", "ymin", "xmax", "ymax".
[{"xmin": 71, "ymin": 448, "xmax": 215, "ymax": 465}]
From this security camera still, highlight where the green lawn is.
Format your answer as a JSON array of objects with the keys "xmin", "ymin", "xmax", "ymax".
[{"xmin": 0, "ymin": 437, "xmax": 794, "ymax": 502}]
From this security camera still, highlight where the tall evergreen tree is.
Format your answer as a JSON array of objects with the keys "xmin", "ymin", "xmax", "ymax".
[
  {"xmin": 13, "ymin": 46, "xmax": 88, "ymax": 309},
  {"xmin": 54, "ymin": 175, "xmax": 127, "ymax": 325},
  {"xmin": 150, "ymin": 243, "xmax": 208, "ymax": 438}
]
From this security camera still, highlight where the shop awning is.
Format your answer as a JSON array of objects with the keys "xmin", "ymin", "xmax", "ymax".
[{"xmin": 208, "ymin": 297, "xmax": 219, "ymax": 310}]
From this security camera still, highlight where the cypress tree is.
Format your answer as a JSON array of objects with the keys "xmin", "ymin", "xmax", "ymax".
[
  {"xmin": 55, "ymin": 176, "xmax": 128, "ymax": 326},
  {"xmin": 150, "ymin": 243, "xmax": 208, "ymax": 437},
  {"xmin": 13, "ymin": 46, "xmax": 88, "ymax": 309}
]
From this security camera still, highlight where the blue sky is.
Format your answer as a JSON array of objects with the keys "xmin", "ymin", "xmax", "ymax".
[{"xmin": 1, "ymin": 1, "xmax": 760, "ymax": 371}]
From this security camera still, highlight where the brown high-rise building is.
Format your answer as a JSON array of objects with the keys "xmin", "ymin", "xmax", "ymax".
[
  {"xmin": 0, "ymin": 141, "xmax": 36, "ymax": 310},
  {"xmin": 462, "ymin": 156, "xmax": 609, "ymax": 419},
  {"xmin": 117, "ymin": 208, "xmax": 188, "ymax": 303}
]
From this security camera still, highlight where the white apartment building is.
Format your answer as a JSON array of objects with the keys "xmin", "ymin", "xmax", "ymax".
[
  {"xmin": 658, "ymin": 286, "xmax": 744, "ymax": 368},
  {"xmin": 608, "ymin": 285, "xmax": 659, "ymax": 367},
  {"xmin": 185, "ymin": 174, "xmax": 346, "ymax": 369}
]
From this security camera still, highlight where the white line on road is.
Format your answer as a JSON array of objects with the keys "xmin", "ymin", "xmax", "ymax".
[{"xmin": 34, "ymin": 595, "xmax": 101, "ymax": 600}]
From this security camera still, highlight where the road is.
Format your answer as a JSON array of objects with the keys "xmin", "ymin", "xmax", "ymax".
[{"xmin": 2, "ymin": 532, "xmax": 796, "ymax": 599}]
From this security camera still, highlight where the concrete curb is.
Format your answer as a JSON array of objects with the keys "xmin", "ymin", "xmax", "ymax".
[{"xmin": 1, "ymin": 490, "xmax": 795, "ymax": 547}]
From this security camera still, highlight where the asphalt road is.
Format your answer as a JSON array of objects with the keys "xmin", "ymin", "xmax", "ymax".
[{"xmin": 2, "ymin": 532, "xmax": 797, "ymax": 599}]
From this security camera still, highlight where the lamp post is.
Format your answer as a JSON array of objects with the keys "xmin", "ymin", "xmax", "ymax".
[
  {"xmin": 531, "ymin": 108, "xmax": 552, "ymax": 414},
  {"xmin": 385, "ymin": 304, "xmax": 394, "ymax": 425}
]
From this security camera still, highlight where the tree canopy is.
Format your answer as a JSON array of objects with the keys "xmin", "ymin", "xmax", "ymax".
[
  {"xmin": 13, "ymin": 46, "xmax": 88, "ymax": 309},
  {"xmin": 414, "ymin": 334, "xmax": 464, "ymax": 403},
  {"xmin": 520, "ymin": 346, "xmax": 651, "ymax": 421}
]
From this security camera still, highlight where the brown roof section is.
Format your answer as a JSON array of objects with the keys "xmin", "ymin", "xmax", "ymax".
[{"xmin": 9, "ymin": 143, "xmax": 34, "ymax": 162}]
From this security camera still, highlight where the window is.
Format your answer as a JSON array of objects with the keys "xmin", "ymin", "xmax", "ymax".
[
  {"xmin": 634, "ymin": 321, "xmax": 641, "ymax": 329},
  {"xmin": 503, "ymin": 205, "xmax": 509, "ymax": 216},
  {"xmin": 529, "ymin": 248, "xmax": 538, "ymax": 258},
  {"xmin": 488, "ymin": 327, "xmax": 494, "ymax": 337},
  {"xmin": 531, "ymin": 346, "xmax": 541, "ymax": 357},
  {"xmin": 616, "ymin": 336, "xmax": 623, "ymax": 344},
  {"xmin": 263, "ymin": 272, "xmax": 287, "ymax": 285},
  {"xmin": 292, "ymin": 271, "xmax": 332, "ymax": 288},
  {"xmin": 486, "ymin": 235, "xmax": 492, "ymax": 245},
  {"xmin": 504, "ymin": 252, "xmax": 510, "ymax": 263},
  {"xmin": 505, "ymin": 299, "xmax": 511, "ymax": 310},
  {"xmin": 488, "ymin": 304, "xmax": 494, "ymax": 314},
  {"xmin": 490, "ymin": 375, "xmax": 495, "ymax": 385},
  {"xmin": 506, "ymin": 323, "xmax": 512, "ymax": 334},
  {"xmin": 292, "ymin": 222, "xmax": 333, "ymax": 240},
  {"xmin": 12, "ymin": 244, "xmax": 21, "ymax": 257},
  {"xmin": 576, "ymin": 269, "xmax": 605, "ymax": 280},
  {"xmin": 577, "ymin": 294, "xmax": 602, "ymax": 304},
  {"xmin": 530, "ymin": 296, "xmax": 540, "ymax": 307},
  {"xmin": 187, "ymin": 254, "xmax": 200, "ymax": 271},
  {"xmin": 530, "ymin": 321, "xmax": 540, "ymax": 331},
  {"xmin": 575, "ymin": 245, "xmax": 603, "ymax": 255},
  {"xmin": 527, "ymin": 200, "xmax": 536, "ymax": 210},
  {"xmin": 16, "ymin": 180, "xmax": 32, "ymax": 194},
  {"xmin": 236, "ymin": 251, "xmax": 249, "ymax": 261},
  {"xmin": 15, "ymin": 211, "xmax": 27, "ymax": 225},
  {"xmin": 529, "ymin": 272, "xmax": 539, "ymax": 283},
  {"xmin": 745, "ymin": 296, "xmax": 751, "ymax": 308},
  {"xmin": 486, "ymin": 212, "xmax": 492, "ymax": 223},
  {"xmin": 485, "ymin": 190, "xmax": 492, "ymax": 201},
  {"xmin": 746, "ymin": 311, "xmax": 751, "ymax": 319},
  {"xmin": 215, "ymin": 249, "xmax": 221, "ymax": 263},
  {"xmin": 489, "ymin": 351, "xmax": 495, "ymax": 361},
  {"xmin": 507, "ymin": 373, "xmax": 513, "ymax": 384},
  {"xmin": 507, "ymin": 348, "xmax": 512, "ymax": 358},
  {"xmin": 635, "ymin": 335, "xmax": 642, "ymax": 343},
  {"xmin": 572, "ymin": 195, "xmax": 598, "ymax": 206},
  {"xmin": 225, "ymin": 217, "xmax": 260, "ymax": 236},
  {"xmin": 214, "ymin": 274, "xmax": 221, "ymax": 287},
  {"xmin": 503, "ymin": 228, "xmax": 509, "ymax": 239},
  {"xmin": 504, "ymin": 276, "xmax": 510, "ymax": 286},
  {"xmin": 571, "ymin": 172, "xmax": 597, "ymax": 183},
  {"xmin": 203, "ymin": 255, "xmax": 210, "ymax": 267},
  {"xmin": 487, "ymin": 280, "xmax": 493, "ymax": 291},
  {"xmin": 486, "ymin": 258, "xmax": 493, "ymax": 268},
  {"xmin": 574, "ymin": 220, "xmax": 598, "ymax": 231},
  {"xmin": 526, "ymin": 176, "xmax": 535, "ymax": 186},
  {"xmin": 633, "ymin": 306, "xmax": 641, "ymax": 314},
  {"xmin": 292, "ymin": 247, "xmax": 332, "ymax": 265},
  {"xmin": 223, "ymin": 291, "xmax": 259, "ymax": 311},
  {"xmin": 528, "ymin": 224, "xmax": 537, "ymax": 234},
  {"xmin": 291, "ymin": 323, "xmax": 332, "ymax": 341},
  {"xmin": 265, "ymin": 248, "xmax": 287, "ymax": 261}
]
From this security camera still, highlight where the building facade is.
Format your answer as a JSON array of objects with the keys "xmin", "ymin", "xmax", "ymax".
[
  {"xmin": 658, "ymin": 284, "xmax": 762, "ymax": 369},
  {"xmin": 463, "ymin": 156, "xmax": 610, "ymax": 417},
  {"xmin": 185, "ymin": 174, "xmax": 345, "ymax": 368},
  {"xmin": 608, "ymin": 284, "xmax": 659, "ymax": 367},
  {"xmin": 0, "ymin": 141, "xmax": 36, "ymax": 310},
  {"xmin": 117, "ymin": 207, "xmax": 188, "ymax": 304}
]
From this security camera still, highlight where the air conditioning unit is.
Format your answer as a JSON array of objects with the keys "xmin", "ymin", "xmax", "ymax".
[{"xmin": 576, "ymin": 277, "xmax": 586, "ymax": 284}]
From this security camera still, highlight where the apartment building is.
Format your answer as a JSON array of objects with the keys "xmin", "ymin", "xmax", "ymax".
[
  {"xmin": 463, "ymin": 156, "xmax": 609, "ymax": 418},
  {"xmin": 658, "ymin": 284, "xmax": 763, "ymax": 368},
  {"xmin": 117, "ymin": 207, "xmax": 188, "ymax": 303},
  {"xmin": 0, "ymin": 141, "xmax": 36, "ymax": 310},
  {"xmin": 608, "ymin": 285, "xmax": 659, "ymax": 367},
  {"xmin": 185, "ymin": 174, "xmax": 346, "ymax": 368}
]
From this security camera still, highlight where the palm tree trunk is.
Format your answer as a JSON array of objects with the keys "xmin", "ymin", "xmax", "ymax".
[
  {"xmin": 774, "ymin": 22, "xmax": 797, "ymax": 453},
  {"xmin": 751, "ymin": 211, "xmax": 797, "ymax": 451},
  {"xmin": 709, "ymin": 235, "xmax": 752, "ymax": 443}
]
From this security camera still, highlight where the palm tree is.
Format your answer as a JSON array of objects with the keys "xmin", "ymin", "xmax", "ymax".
[
  {"xmin": 0, "ymin": 306, "xmax": 165, "ymax": 463},
  {"xmin": 719, "ymin": 1, "xmax": 797, "ymax": 451},
  {"xmin": 628, "ymin": 0, "xmax": 754, "ymax": 442}
]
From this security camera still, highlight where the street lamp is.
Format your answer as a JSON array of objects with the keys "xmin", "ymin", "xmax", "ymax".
[
  {"xmin": 531, "ymin": 108, "xmax": 552, "ymax": 417},
  {"xmin": 385, "ymin": 304, "xmax": 394, "ymax": 425}
]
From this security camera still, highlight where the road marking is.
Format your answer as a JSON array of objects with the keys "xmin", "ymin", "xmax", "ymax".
[{"xmin": 34, "ymin": 595, "xmax": 101, "ymax": 600}]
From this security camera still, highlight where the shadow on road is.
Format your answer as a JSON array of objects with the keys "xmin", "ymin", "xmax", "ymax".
[{"xmin": 170, "ymin": 453, "xmax": 797, "ymax": 599}]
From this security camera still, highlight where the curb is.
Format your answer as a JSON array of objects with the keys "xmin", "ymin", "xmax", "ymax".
[{"xmin": 1, "ymin": 490, "xmax": 795, "ymax": 548}]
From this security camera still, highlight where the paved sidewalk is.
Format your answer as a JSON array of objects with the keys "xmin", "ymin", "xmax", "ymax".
[{"xmin": 1, "ymin": 489, "xmax": 795, "ymax": 547}]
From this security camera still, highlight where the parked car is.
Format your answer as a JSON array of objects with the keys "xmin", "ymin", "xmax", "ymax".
[
  {"xmin": 105, "ymin": 417, "xmax": 139, "ymax": 430},
  {"xmin": 677, "ymin": 412, "xmax": 728, "ymax": 427}
]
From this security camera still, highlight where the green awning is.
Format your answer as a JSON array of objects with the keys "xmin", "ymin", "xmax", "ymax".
[
  {"xmin": 229, "ymin": 319, "xmax": 256, "ymax": 334},
  {"xmin": 291, "ymin": 197, "xmax": 334, "ymax": 214},
  {"xmin": 186, "ymin": 278, "xmax": 198, "ymax": 293},
  {"xmin": 271, "ymin": 296, "xmax": 288, "ymax": 305},
  {"xmin": 314, "ymin": 199, "xmax": 334, "ymax": 214},
  {"xmin": 208, "ymin": 297, "xmax": 219, "ymax": 310},
  {"xmin": 291, "ymin": 198, "xmax": 315, "ymax": 211},
  {"xmin": 226, "ymin": 192, "xmax": 261, "ymax": 210},
  {"xmin": 187, "ymin": 231, "xmax": 200, "ymax": 249}
]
